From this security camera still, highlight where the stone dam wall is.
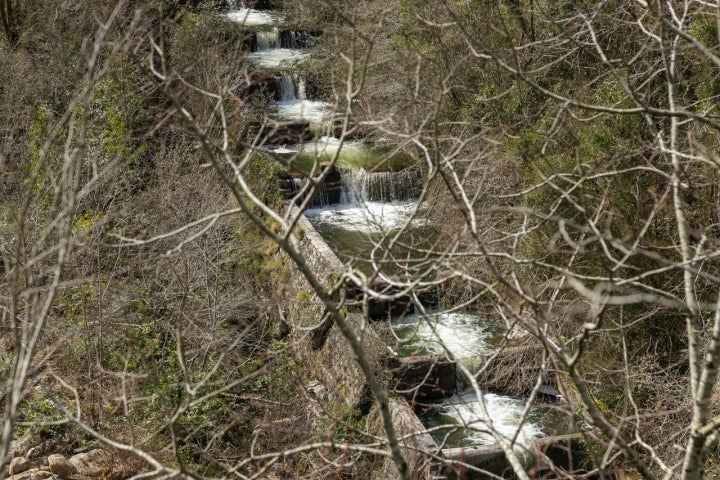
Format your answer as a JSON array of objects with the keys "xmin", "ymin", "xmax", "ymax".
[{"xmin": 273, "ymin": 205, "xmax": 589, "ymax": 479}]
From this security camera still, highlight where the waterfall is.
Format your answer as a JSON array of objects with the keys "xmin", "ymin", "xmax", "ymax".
[
  {"xmin": 227, "ymin": 0, "xmax": 244, "ymax": 8},
  {"xmin": 280, "ymin": 30, "xmax": 314, "ymax": 49},
  {"xmin": 285, "ymin": 165, "xmax": 343, "ymax": 207},
  {"xmin": 340, "ymin": 168, "xmax": 421, "ymax": 203},
  {"xmin": 276, "ymin": 75, "xmax": 309, "ymax": 103},
  {"xmin": 297, "ymin": 78, "xmax": 307, "ymax": 100},
  {"xmin": 289, "ymin": 177, "xmax": 330, "ymax": 207},
  {"xmin": 280, "ymin": 30, "xmax": 298, "ymax": 49},
  {"xmin": 278, "ymin": 75, "xmax": 297, "ymax": 101},
  {"xmin": 256, "ymin": 28, "xmax": 280, "ymax": 50}
]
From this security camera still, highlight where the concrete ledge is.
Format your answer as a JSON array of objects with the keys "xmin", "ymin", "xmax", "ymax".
[
  {"xmin": 393, "ymin": 355, "xmax": 457, "ymax": 401},
  {"xmin": 530, "ymin": 434, "xmax": 586, "ymax": 477},
  {"xmin": 368, "ymin": 397, "xmax": 442, "ymax": 480},
  {"xmin": 442, "ymin": 445, "xmax": 509, "ymax": 479},
  {"xmin": 441, "ymin": 434, "xmax": 586, "ymax": 479},
  {"xmin": 291, "ymin": 204, "xmax": 345, "ymax": 272}
]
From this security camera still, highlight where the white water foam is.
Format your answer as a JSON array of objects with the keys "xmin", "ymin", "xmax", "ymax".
[
  {"xmin": 223, "ymin": 8, "xmax": 283, "ymax": 26},
  {"xmin": 304, "ymin": 200, "xmax": 418, "ymax": 233},
  {"xmin": 270, "ymin": 100, "xmax": 333, "ymax": 123},
  {"xmin": 429, "ymin": 391, "xmax": 544, "ymax": 448},
  {"xmin": 249, "ymin": 49, "xmax": 309, "ymax": 69},
  {"xmin": 392, "ymin": 312, "xmax": 493, "ymax": 360},
  {"xmin": 289, "ymin": 136, "xmax": 363, "ymax": 155}
]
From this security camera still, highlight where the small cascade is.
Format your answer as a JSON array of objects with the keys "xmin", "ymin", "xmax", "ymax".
[
  {"xmin": 280, "ymin": 30, "xmax": 318, "ymax": 49},
  {"xmin": 278, "ymin": 74, "xmax": 297, "ymax": 101},
  {"xmin": 360, "ymin": 168, "xmax": 422, "ymax": 202},
  {"xmin": 420, "ymin": 392, "xmax": 546, "ymax": 450},
  {"xmin": 392, "ymin": 313, "xmax": 494, "ymax": 362},
  {"xmin": 281, "ymin": 165, "xmax": 343, "ymax": 207},
  {"xmin": 340, "ymin": 167, "xmax": 422, "ymax": 203},
  {"xmin": 290, "ymin": 177, "xmax": 330, "ymax": 207},
  {"xmin": 297, "ymin": 77, "xmax": 307, "ymax": 101},
  {"xmin": 256, "ymin": 28, "xmax": 280, "ymax": 50},
  {"xmin": 280, "ymin": 30, "xmax": 298, "ymax": 49}
]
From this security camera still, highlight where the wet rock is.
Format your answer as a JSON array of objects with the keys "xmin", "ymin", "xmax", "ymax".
[
  {"xmin": 394, "ymin": 355, "xmax": 457, "ymax": 400},
  {"xmin": 9, "ymin": 457, "xmax": 31, "ymax": 476},
  {"xmin": 47, "ymin": 455, "xmax": 77, "ymax": 479},
  {"xmin": 259, "ymin": 119, "xmax": 314, "ymax": 145}
]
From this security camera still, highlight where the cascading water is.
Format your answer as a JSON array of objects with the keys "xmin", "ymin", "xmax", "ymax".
[
  {"xmin": 224, "ymin": 0, "xmax": 283, "ymax": 26},
  {"xmin": 231, "ymin": 6, "xmax": 327, "ymax": 123},
  {"xmin": 296, "ymin": 77, "xmax": 307, "ymax": 100},
  {"xmin": 301, "ymin": 166, "xmax": 424, "ymax": 235},
  {"xmin": 340, "ymin": 167, "xmax": 422, "ymax": 203},
  {"xmin": 392, "ymin": 311, "xmax": 573, "ymax": 450},
  {"xmin": 278, "ymin": 74, "xmax": 297, "ymax": 102},
  {"xmin": 289, "ymin": 177, "xmax": 330, "ymax": 207},
  {"xmin": 391, "ymin": 312, "xmax": 495, "ymax": 361},
  {"xmin": 256, "ymin": 28, "xmax": 280, "ymax": 50},
  {"xmin": 280, "ymin": 30, "xmax": 297, "ymax": 49},
  {"xmin": 420, "ymin": 391, "xmax": 545, "ymax": 452},
  {"xmin": 224, "ymin": 1, "xmax": 567, "ymax": 463}
]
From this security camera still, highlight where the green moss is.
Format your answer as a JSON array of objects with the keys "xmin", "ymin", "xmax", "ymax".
[
  {"xmin": 295, "ymin": 289, "xmax": 315, "ymax": 302},
  {"xmin": 72, "ymin": 210, "xmax": 99, "ymax": 234}
]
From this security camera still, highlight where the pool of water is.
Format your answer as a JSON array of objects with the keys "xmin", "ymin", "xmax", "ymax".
[
  {"xmin": 305, "ymin": 200, "xmax": 420, "ymax": 233},
  {"xmin": 305, "ymin": 200, "xmax": 435, "ymax": 275},
  {"xmin": 273, "ymin": 136, "xmax": 416, "ymax": 171}
]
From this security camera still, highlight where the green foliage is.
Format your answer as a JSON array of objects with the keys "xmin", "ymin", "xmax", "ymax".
[
  {"xmin": 24, "ymin": 105, "xmax": 54, "ymax": 206},
  {"xmin": 317, "ymin": 404, "xmax": 369, "ymax": 445},
  {"xmin": 14, "ymin": 396, "xmax": 66, "ymax": 438},
  {"xmin": 88, "ymin": 68, "xmax": 151, "ymax": 195},
  {"xmin": 72, "ymin": 210, "xmax": 99, "ymax": 234}
]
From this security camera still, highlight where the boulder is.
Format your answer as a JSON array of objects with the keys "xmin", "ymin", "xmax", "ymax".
[
  {"xmin": 47, "ymin": 455, "xmax": 77, "ymax": 479},
  {"xmin": 69, "ymin": 449, "xmax": 109, "ymax": 477},
  {"xmin": 9, "ymin": 457, "xmax": 31, "ymax": 476},
  {"xmin": 6, "ymin": 468, "xmax": 56, "ymax": 480},
  {"xmin": 7, "ymin": 469, "xmax": 36, "ymax": 479},
  {"xmin": 9, "ymin": 434, "xmax": 33, "ymax": 458},
  {"xmin": 31, "ymin": 470, "xmax": 55, "ymax": 479},
  {"xmin": 27, "ymin": 440, "xmax": 68, "ymax": 459}
]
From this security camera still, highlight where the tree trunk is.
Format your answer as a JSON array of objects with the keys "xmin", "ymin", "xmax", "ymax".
[{"xmin": 1, "ymin": 0, "xmax": 17, "ymax": 45}]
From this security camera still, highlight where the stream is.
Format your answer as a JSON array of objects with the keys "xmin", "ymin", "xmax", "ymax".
[{"xmin": 223, "ymin": 0, "xmax": 571, "ymax": 455}]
